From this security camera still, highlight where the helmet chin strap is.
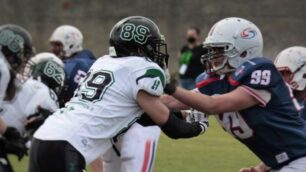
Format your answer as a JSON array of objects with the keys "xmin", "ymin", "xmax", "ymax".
[
  {"xmin": 215, "ymin": 58, "xmax": 235, "ymax": 75},
  {"xmin": 216, "ymin": 65, "xmax": 235, "ymax": 75}
]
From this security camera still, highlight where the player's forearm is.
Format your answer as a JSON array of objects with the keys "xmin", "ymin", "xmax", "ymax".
[
  {"xmin": 161, "ymin": 111, "xmax": 205, "ymax": 139},
  {"xmin": 0, "ymin": 118, "xmax": 7, "ymax": 134},
  {"xmin": 160, "ymin": 95, "xmax": 190, "ymax": 110},
  {"xmin": 171, "ymin": 87, "xmax": 219, "ymax": 114},
  {"xmin": 90, "ymin": 157, "xmax": 103, "ymax": 172},
  {"xmin": 254, "ymin": 162, "xmax": 271, "ymax": 172}
]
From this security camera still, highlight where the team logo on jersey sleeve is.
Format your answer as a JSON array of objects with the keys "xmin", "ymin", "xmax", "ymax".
[{"xmin": 241, "ymin": 28, "xmax": 257, "ymax": 39}]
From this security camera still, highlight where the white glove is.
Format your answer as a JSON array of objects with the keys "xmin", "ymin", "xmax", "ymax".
[{"xmin": 185, "ymin": 109, "xmax": 209, "ymax": 134}]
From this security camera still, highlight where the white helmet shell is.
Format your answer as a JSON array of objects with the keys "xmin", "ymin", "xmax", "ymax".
[
  {"xmin": 204, "ymin": 17, "xmax": 263, "ymax": 72},
  {"xmin": 30, "ymin": 52, "xmax": 64, "ymax": 67},
  {"xmin": 274, "ymin": 46, "xmax": 306, "ymax": 91},
  {"xmin": 23, "ymin": 52, "xmax": 63, "ymax": 80},
  {"xmin": 49, "ymin": 25, "xmax": 83, "ymax": 57}
]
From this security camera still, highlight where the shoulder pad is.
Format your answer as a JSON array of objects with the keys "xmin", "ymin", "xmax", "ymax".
[
  {"xmin": 229, "ymin": 57, "xmax": 282, "ymax": 89},
  {"xmin": 195, "ymin": 72, "xmax": 221, "ymax": 96},
  {"xmin": 74, "ymin": 49, "xmax": 96, "ymax": 60},
  {"xmin": 196, "ymin": 72, "xmax": 220, "ymax": 88}
]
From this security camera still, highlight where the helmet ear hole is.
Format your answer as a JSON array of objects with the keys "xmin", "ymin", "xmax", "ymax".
[
  {"xmin": 240, "ymin": 51, "xmax": 247, "ymax": 58},
  {"xmin": 303, "ymin": 73, "xmax": 306, "ymax": 79}
]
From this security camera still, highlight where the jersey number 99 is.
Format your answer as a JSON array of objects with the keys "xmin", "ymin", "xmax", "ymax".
[{"xmin": 250, "ymin": 70, "xmax": 271, "ymax": 85}]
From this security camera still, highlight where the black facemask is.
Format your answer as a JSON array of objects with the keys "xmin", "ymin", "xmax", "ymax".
[{"xmin": 187, "ymin": 37, "xmax": 196, "ymax": 44}]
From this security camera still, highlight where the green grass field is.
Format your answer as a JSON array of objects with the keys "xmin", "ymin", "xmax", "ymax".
[{"xmin": 9, "ymin": 118, "xmax": 259, "ymax": 172}]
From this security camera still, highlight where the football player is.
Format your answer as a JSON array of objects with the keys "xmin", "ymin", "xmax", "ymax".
[
  {"xmin": 49, "ymin": 25, "xmax": 96, "ymax": 105},
  {"xmin": 29, "ymin": 16, "xmax": 208, "ymax": 172},
  {"xmin": 0, "ymin": 24, "xmax": 34, "ymax": 172},
  {"xmin": 0, "ymin": 52, "xmax": 65, "ymax": 172},
  {"xmin": 162, "ymin": 17, "xmax": 306, "ymax": 171},
  {"xmin": 18, "ymin": 52, "xmax": 65, "ymax": 134},
  {"xmin": 274, "ymin": 46, "xmax": 306, "ymax": 120}
]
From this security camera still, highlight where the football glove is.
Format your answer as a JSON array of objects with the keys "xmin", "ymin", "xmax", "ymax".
[
  {"xmin": 163, "ymin": 66, "xmax": 177, "ymax": 95},
  {"xmin": 4, "ymin": 138, "xmax": 27, "ymax": 161},
  {"xmin": 25, "ymin": 107, "xmax": 53, "ymax": 134},
  {"xmin": 185, "ymin": 109, "xmax": 209, "ymax": 134},
  {"xmin": 2, "ymin": 127, "xmax": 27, "ymax": 161}
]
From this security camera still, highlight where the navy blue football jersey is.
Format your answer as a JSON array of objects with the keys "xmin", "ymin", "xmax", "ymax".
[
  {"xmin": 196, "ymin": 57, "xmax": 306, "ymax": 169},
  {"xmin": 62, "ymin": 49, "xmax": 96, "ymax": 103}
]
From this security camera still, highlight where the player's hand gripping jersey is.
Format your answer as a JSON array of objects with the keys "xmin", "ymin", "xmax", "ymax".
[
  {"xmin": 196, "ymin": 57, "xmax": 306, "ymax": 169},
  {"xmin": 34, "ymin": 55, "xmax": 165, "ymax": 164}
]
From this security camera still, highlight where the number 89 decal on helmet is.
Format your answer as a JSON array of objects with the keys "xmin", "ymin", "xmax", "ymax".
[
  {"xmin": 119, "ymin": 23, "xmax": 150, "ymax": 44},
  {"xmin": 109, "ymin": 16, "xmax": 169, "ymax": 69}
]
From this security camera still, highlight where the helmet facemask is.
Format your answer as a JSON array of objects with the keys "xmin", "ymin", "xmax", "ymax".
[
  {"xmin": 201, "ymin": 42, "xmax": 239, "ymax": 74},
  {"xmin": 145, "ymin": 38, "xmax": 169, "ymax": 69},
  {"xmin": 202, "ymin": 17, "xmax": 263, "ymax": 75},
  {"xmin": 278, "ymin": 63, "xmax": 306, "ymax": 91}
]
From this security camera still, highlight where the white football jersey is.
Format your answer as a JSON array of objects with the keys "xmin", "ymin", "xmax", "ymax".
[
  {"xmin": 34, "ymin": 55, "xmax": 165, "ymax": 164},
  {"xmin": 0, "ymin": 53, "xmax": 11, "ymax": 109},
  {"xmin": 1, "ymin": 78, "xmax": 59, "ymax": 133}
]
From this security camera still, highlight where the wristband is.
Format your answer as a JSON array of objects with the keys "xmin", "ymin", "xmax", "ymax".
[{"xmin": 164, "ymin": 83, "xmax": 176, "ymax": 95}]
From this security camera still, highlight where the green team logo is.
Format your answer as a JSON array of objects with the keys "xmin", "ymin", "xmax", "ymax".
[
  {"xmin": 136, "ymin": 68, "xmax": 165, "ymax": 90},
  {"xmin": 151, "ymin": 80, "xmax": 161, "ymax": 90},
  {"xmin": 0, "ymin": 30, "xmax": 24, "ymax": 53},
  {"xmin": 120, "ymin": 23, "xmax": 150, "ymax": 45},
  {"xmin": 44, "ymin": 61, "xmax": 65, "ymax": 85}
]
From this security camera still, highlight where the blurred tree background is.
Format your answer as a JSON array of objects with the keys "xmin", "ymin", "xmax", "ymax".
[{"xmin": 1, "ymin": 0, "xmax": 306, "ymax": 71}]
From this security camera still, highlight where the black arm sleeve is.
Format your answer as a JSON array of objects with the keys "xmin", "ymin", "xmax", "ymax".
[
  {"xmin": 161, "ymin": 111, "xmax": 202, "ymax": 139},
  {"xmin": 137, "ymin": 111, "xmax": 184, "ymax": 127}
]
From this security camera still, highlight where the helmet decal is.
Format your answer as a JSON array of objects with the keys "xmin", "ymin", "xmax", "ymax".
[
  {"xmin": 109, "ymin": 16, "xmax": 169, "ymax": 69},
  {"xmin": 202, "ymin": 18, "xmax": 263, "ymax": 74},
  {"xmin": 119, "ymin": 23, "xmax": 150, "ymax": 45},
  {"xmin": 43, "ymin": 61, "xmax": 65, "ymax": 85},
  {"xmin": 241, "ymin": 27, "xmax": 257, "ymax": 39},
  {"xmin": 0, "ymin": 29, "xmax": 25, "ymax": 53},
  {"xmin": 0, "ymin": 24, "xmax": 34, "ymax": 72}
]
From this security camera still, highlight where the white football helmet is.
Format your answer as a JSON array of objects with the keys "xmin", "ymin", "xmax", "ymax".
[
  {"xmin": 49, "ymin": 25, "xmax": 83, "ymax": 57},
  {"xmin": 274, "ymin": 46, "xmax": 306, "ymax": 91},
  {"xmin": 202, "ymin": 17, "xmax": 263, "ymax": 74},
  {"xmin": 22, "ymin": 52, "xmax": 66, "ymax": 95},
  {"xmin": 23, "ymin": 52, "xmax": 64, "ymax": 80}
]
